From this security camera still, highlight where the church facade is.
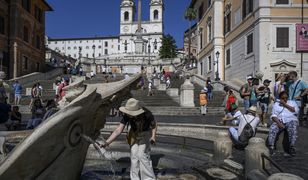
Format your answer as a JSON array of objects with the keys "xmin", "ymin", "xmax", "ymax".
[{"xmin": 46, "ymin": 0, "xmax": 164, "ymax": 73}]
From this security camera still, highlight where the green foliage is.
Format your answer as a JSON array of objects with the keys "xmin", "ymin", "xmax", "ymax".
[
  {"xmin": 184, "ymin": 8, "xmax": 197, "ymax": 21},
  {"xmin": 159, "ymin": 34, "xmax": 178, "ymax": 59}
]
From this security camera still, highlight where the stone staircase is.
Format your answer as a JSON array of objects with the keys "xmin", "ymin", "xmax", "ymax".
[{"xmin": 129, "ymin": 76, "xmax": 226, "ymax": 116}]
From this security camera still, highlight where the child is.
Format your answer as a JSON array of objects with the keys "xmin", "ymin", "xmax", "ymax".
[
  {"xmin": 221, "ymin": 89, "xmax": 238, "ymax": 125},
  {"xmin": 199, "ymin": 90, "xmax": 208, "ymax": 115}
]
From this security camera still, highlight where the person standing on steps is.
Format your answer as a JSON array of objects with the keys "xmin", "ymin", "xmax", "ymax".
[
  {"xmin": 240, "ymin": 76, "xmax": 254, "ymax": 111},
  {"xmin": 199, "ymin": 90, "xmax": 208, "ymax": 115},
  {"xmin": 101, "ymin": 98, "xmax": 157, "ymax": 180},
  {"xmin": 12, "ymin": 80, "xmax": 22, "ymax": 105}
]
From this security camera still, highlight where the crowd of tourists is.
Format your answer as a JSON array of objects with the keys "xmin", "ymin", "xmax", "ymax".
[
  {"xmin": 214, "ymin": 71, "xmax": 308, "ymax": 156},
  {"xmin": 0, "ymin": 75, "xmax": 72, "ymax": 131}
]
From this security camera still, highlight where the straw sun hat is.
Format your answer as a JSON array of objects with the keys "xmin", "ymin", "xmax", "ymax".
[{"xmin": 119, "ymin": 98, "xmax": 145, "ymax": 116}]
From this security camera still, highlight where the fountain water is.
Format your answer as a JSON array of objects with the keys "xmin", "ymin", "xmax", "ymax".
[{"xmin": 80, "ymin": 134, "xmax": 116, "ymax": 179}]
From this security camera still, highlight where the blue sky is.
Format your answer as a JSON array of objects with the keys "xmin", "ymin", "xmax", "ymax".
[{"xmin": 45, "ymin": 0, "xmax": 191, "ymax": 48}]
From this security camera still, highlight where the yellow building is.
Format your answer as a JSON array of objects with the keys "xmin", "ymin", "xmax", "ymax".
[
  {"xmin": 189, "ymin": 0, "xmax": 308, "ymax": 82},
  {"xmin": 0, "ymin": 0, "xmax": 52, "ymax": 79}
]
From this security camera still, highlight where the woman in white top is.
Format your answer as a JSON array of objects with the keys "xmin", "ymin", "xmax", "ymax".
[{"xmin": 268, "ymin": 91, "xmax": 299, "ymax": 156}]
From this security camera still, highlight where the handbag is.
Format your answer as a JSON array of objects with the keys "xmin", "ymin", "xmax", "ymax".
[{"xmin": 126, "ymin": 129, "xmax": 137, "ymax": 146}]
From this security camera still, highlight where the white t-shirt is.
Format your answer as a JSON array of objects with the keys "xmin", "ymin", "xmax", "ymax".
[
  {"xmin": 236, "ymin": 113, "xmax": 260, "ymax": 135},
  {"xmin": 271, "ymin": 100, "xmax": 299, "ymax": 124}
]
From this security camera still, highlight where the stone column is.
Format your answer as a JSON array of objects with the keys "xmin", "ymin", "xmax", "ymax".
[
  {"xmin": 245, "ymin": 137, "xmax": 269, "ymax": 178},
  {"xmin": 180, "ymin": 78, "xmax": 195, "ymax": 107},
  {"xmin": 13, "ymin": 42, "xmax": 18, "ymax": 78},
  {"xmin": 268, "ymin": 173, "xmax": 304, "ymax": 180},
  {"xmin": 213, "ymin": 131, "xmax": 232, "ymax": 165}
]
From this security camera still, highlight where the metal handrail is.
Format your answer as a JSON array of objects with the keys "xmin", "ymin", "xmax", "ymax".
[{"xmin": 261, "ymin": 153, "xmax": 284, "ymax": 176}]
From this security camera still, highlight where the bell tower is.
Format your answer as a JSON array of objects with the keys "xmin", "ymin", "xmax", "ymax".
[{"xmin": 150, "ymin": 0, "xmax": 163, "ymax": 22}]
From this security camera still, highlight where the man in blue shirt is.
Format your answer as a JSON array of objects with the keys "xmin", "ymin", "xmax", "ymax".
[
  {"xmin": 12, "ymin": 80, "xmax": 22, "ymax": 105},
  {"xmin": 288, "ymin": 71, "xmax": 308, "ymax": 106}
]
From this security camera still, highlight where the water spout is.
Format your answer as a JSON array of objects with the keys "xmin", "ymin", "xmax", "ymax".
[{"xmin": 80, "ymin": 134, "xmax": 116, "ymax": 179}]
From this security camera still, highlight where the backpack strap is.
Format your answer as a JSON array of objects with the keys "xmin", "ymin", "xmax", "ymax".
[
  {"xmin": 291, "ymin": 80, "xmax": 301, "ymax": 100},
  {"xmin": 243, "ymin": 115, "xmax": 256, "ymax": 125}
]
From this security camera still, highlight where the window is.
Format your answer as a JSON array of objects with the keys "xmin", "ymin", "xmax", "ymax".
[
  {"xmin": 208, "ymin": 22, "xmax": 212, "ymax": 42},
  {"xmin": 86, "ymin": 46, "xmax": 89, "ymax": 49},
  {"xmin": 226, "ymin": 49, "xmax": 231, "ymax": 66},
  {"xmin": 246, "ymin": 33, "xmax": 253, "ymax": 54},
  {"xmin": 200, "ymin": 30, "xmax": 203, "ymax": 49},
  {"xmin": 92, "ymin": 53, "xmax": 95, "ymax": 58},
  {"xmin": 36, "ymin": 35, "xmax": 40, "ymax": 49},
  {"xmin": 99, "ymin": 53, "xmax": 101, "ymax": 57},
  {"xmin": 34, "ymin": 6, "xmax": 42, "ymax": 23},
  {"xmin": 104, "ymin": 49, "xmax": 108, "ymax": 55},
  {"xmin": 98, "ymin": 45, "xmax": 102, "ymax": 49},
  {"xmin": 224, "ymin": 13, "xmax": 231, "ymax": 34},
  {"xmin": 23, "ymin": 26, "xmax": 29, "ymax": 42},
  {"xmin": 118, "ymin": 45, "xmax": 120, "ymax": 50},
  {"xmin": 124, "ymin": 40, "xmax": 128, "ymax": 52},
  {"xmin": 276, "ymin": 27, "xmax": 289, "ymax": 48},
  {"xmin": 154, "ymin": 10, "xmax": 159, "ymax": 20},
  {"xmin": 105, "ymin": 42, "xmax": 108, "ymax": 47},
  {"xmin": 0, "ymin": 16, "xmax": 4, "ymax": 35},
  {"xmin": 74, "ymin": 54, "xmax": 76, "ymax": 58},
  {"xmin": 22, "ymin": 56, "xmax": 28, "ymax": 70},
  {"xmin": 208, "ymin": 56, "xmax": 212, "ymax": 71},
  {"xmin": 198, "ymin": 3, "xmax": 204, "ymax": 20},
  {"xmin": 86, "ymin": 54, "xmax": 89, "ymax": 57},
  {"xmin": 22, "ymin": 0, "xmax": 31, "ymax": 12},
  {"xmin": 154, "ymin": 44, "xmax": 157, "ymax": 50},
  {"xmin": 242, "ymin": 0, "xmax": 253, "ymax": 19},
  {"xmin": 276, "ymin": 0, "xmax": 289, "ymax": 4},
  {"xmin": 124, "ymin": 11, "xmax": 129, "ymax": 21},
  {"xmin": 74, "ymin": 46, "xmax": 77, "ymax": 50},
  {"xmin": 68, "ymin": 47, "xmax": 71, "ymax": 50}
]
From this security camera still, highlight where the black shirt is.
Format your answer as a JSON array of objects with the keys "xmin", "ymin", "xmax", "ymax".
[{"xmin": 120, "ymin": 108, "xmax": 156, "ymax": 133}]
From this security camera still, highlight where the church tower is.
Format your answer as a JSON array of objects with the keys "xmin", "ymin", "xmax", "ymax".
[
  {"xmin": 120, "ymin": 0, "xmax": 135, "ymax": 35},
  {"xmin": 150, "ymin": 0, "xmax": 163, "ymax": 22}
]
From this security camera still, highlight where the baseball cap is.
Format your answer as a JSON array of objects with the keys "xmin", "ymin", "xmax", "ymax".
[{"xmin": 263, "ymin": 79, "xmax": 271, "ymax": 84}]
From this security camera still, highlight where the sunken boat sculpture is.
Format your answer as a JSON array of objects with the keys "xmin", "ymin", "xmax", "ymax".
[{"xmin": 0, "ymin": 74, "xmax": 141, "ymax": 179}]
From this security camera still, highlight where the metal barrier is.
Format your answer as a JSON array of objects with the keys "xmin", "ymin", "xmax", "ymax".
[{"xmin": 261, "ymin": 153, "xmax": 284, "ymax": 176}]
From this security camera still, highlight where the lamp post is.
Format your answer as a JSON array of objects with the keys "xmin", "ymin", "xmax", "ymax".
[
  {"xmin": 214, "ymin": 51, "xmax": 220, "ymax": 81},
  {"xmin": 78, "ymin": 47, "xmax": 82, "ymax": 66},
  {"xmin": 148, "ymin": 43, "xmax": 151, "ymax": 65}
]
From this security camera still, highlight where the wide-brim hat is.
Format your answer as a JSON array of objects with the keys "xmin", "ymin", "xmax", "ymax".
[
  {"xmin": 247, "ymin": 106, "xmax": 257, "ymax": 113},
  {"xmin": 119, "ymin": 98, "xmax": 145, "ymax": 116}
]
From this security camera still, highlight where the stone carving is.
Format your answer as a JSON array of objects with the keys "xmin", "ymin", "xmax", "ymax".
[{"xmin": 0, "ymin": 74, "xmax": 141, "ymax": 179}]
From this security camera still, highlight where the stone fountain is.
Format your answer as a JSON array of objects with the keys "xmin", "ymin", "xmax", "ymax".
[{"xmin": 0, "ymin": 74, "xmax": 141, "ymax": 179}]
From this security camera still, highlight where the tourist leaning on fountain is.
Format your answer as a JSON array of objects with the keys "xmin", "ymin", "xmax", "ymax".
[
  {"xmin": 101, "ymin": 98, "xmax": 157, "ymax": 180},
  {"xmin": 228, "ymin": 106, "xmax": 260, "ymax": 149},
  {"xmin": 268, "ymin": 91, "xmax": 299, "ymax": 156}
]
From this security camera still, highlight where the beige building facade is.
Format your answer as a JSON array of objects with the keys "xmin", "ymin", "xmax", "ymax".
[
  {"xmin": 190, "ymin": 0, "xmax": 308, "ymax": 82},
  {"xmin": 0, "ymin": 0, "xmax": 52, "ymax": 79}
]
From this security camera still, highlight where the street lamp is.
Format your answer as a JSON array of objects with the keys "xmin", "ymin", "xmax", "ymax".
[
  {"xmin": 92, "ymin": 45, "xmax": 96, "ymax": 63},
  {"xmin": 214, "ymin": 51, "xmax": 220, "ymax": 81}
]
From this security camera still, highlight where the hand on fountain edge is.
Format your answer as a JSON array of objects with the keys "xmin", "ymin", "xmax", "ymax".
[
  {"xmin": 100, "ymin": 141, "xmax": 110, "ymax": 148},
  {"xmin": 150, "ymin": 137, "xmax": 156, "ymax": 145}
]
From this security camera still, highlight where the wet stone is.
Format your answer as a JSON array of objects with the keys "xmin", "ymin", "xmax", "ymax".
[{"xmin": 205, "ymin": 168, "xmax": 238, "ymax": 180}]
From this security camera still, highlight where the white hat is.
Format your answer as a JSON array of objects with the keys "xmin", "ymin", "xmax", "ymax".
[
  {"xmin": 247, "ymin": 106, "xmax": 257, "ymax": 113},
  {"xmin": 119, "ymin": 98, "xmax": 145, "ymax": 116}
]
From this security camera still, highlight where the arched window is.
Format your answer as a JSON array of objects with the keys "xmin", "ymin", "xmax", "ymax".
[
  {"xmin": 153, "ymin": 10, "xmax": 159, "ymax": 20},
  {"xmin": 124, "ymin": 11, "xmax": 129, "ymax": 21}
]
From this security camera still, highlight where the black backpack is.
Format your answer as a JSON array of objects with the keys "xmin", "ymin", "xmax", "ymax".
[{"xmin": 239, "ymin": 116, "xmax": 256, "ymax": 143}]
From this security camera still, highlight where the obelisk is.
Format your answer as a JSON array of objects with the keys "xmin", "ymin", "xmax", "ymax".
[{"xmin": 135, "ymin": 0, "xmax": 145, "ymax": 54}]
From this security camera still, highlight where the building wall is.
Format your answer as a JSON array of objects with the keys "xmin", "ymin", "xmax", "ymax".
[
  {"xmin": 0, "ymin": 0, "xmax": 52, "ymax": 79},
  {"xmin": 190, "ymin": 0, "xmax": 308, "ymax": 82}
]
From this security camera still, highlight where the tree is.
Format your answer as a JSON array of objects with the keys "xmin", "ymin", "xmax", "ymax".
[
  {"xmin": 184, "ymin": 7, "xmax": 197, "ymax": 64},
  {"xmin": 159, "ymin": 34, "xmax": 178, "ymax": 59}
]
